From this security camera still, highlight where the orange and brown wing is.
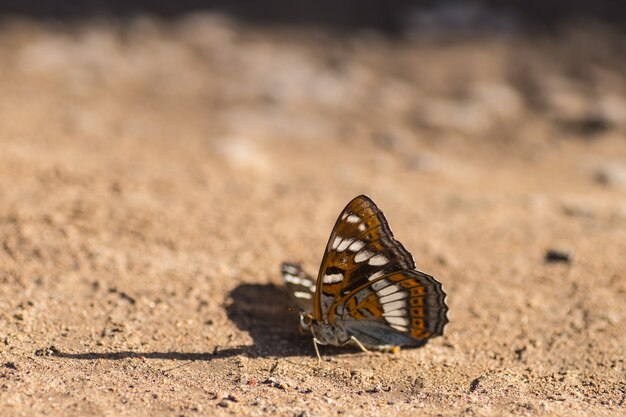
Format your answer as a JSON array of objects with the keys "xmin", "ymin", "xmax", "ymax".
[
  {"xmin": 313, "ymin": 195, "xmax": 416, "ymax": 321},
  {"xmin": 330, "ymin": 269, "xmax": 448, "ymax": 347}
]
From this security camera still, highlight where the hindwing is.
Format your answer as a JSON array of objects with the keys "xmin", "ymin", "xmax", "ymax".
[{"xmin": 331, "ymin": 269, "xmax": 448, "ymax": 344}]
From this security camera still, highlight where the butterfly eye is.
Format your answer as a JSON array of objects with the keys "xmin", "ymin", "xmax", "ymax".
[{"xmin": 300, "ymin": 313, "xmax": 313, "ymax": 326}]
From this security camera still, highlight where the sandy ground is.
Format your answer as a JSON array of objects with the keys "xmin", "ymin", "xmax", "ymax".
[{"xmin": 0, "ymin": 15, "xmax": 625, "ymax": 417}]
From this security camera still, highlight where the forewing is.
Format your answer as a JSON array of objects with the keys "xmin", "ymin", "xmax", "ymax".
[
  {"xmin": 314, "ymin": 195, "xmax": 416, "ymax": 320},
  {"xmin": 280, "ymin": 263, "xmax": 316, "ymax": 313},
  {"xmin": 333, "ymin": 270, "xmax": 448, "ymax": 347}
]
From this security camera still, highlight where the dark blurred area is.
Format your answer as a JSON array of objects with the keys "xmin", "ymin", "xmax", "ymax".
[{"xmin": 1, "ymin": 0, "xmax": 625, "ymax": 31}]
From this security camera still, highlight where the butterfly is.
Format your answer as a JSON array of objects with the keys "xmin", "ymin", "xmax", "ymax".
[{"xmin": 281, "ymin": 195, "xmax": 448, "ymax": 359}]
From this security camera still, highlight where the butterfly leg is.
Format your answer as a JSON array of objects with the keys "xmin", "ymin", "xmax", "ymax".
[
  {"xmin": 350, "ymin": 336, "xmax": 371, "ymax": 354},
  {"xmin": 312, "ymin": 337, "xmax": 323, "ymax": 362},
  {"xmin": 381, "ymin": 345, "xmax": 401, "ymax": 354}
]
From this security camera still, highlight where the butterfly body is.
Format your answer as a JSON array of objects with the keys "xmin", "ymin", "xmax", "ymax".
[
  {"xmin": 281, "ymin": 195, "xmax": 448, "ymax": 357},
  {"xmin": 303, "ymin": 316, "xmax": 351, "ymax": 347}
]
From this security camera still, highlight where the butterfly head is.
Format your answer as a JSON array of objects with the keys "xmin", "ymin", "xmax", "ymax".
[{"xmin": 299, "ymin": 312, "xmax": 314, "ymax": 333}]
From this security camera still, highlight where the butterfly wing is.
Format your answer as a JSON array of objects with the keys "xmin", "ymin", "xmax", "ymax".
[
  {"xmin": 314, "ymin": 195, "xmax": 448, "ymax": 347},
  {"xmin": 332, "ymin": 269, "xmax": 448, "ymax": 348},
  {"xmin": 314, "ymin": 195, "xmax": 416, "ymax": 321},
  {"xmin": 280, "ymin": 263, "xmax": 316, "ymax": 313}
]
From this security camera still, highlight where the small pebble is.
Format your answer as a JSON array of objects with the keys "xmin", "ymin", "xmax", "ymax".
[
  {"xmin": 366, "ymin": 385, "xmax": 382, "ymax": 394},
  {"xmin": 594, "ymin": 163, "xmax": 626, "ymax": 188},
  {"xmin": 3, "ymin": 362, "xmax": 17, "ymax": 370},
  {"xmin": 545, "ymin": 249, "xmax": 572, "ymax": 264},
  {"xmin": 263, "ymin": 377, "xmax": 288, "ymax": 390},
  {"xmin": 34, "ymin": 345, "xmax": 59, "ymax": 357},
  {"xmin": 564, "ymin": 114, "xmax": 613, "ymax": 136}
]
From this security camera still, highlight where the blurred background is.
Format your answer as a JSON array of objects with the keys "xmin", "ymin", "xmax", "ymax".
[
  {"xmin": 2, "ymin": 1, "xmax": 625, "ymax": 152},
  {"xmin": 2, "ymin": 0, "xmax": 626, "ymax": 28},
  {"xmin": 2, "ymin": 1, "xmax": 625, "ymax": 213},
  {"xmin": 2, "ymin": 1, "xmax": 625, "ymax": 172}
]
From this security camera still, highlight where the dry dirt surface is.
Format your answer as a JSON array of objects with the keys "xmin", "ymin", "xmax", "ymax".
[{"xmin": 1, "ymin": 14, "xmax": 625, "ymax": 417}]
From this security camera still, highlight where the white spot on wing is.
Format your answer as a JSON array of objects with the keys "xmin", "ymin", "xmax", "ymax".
[
  {"xmin": 283, "ymin": 275, "xmax": 310, "ymax": 286},
  {"xmin": 358, "ymin": 223, "xmax": 366, "ymax": 232},
  {"xmin": 383, "ymin": 309, "xmax": 408, "ymax": 317},
  {"xmin": 337, "ymin": 238, "xmax": 354, "ymax": 252},
  {"xmin": 378, "ymin": 284, "xmax": 400, "ymax": 297},
  {"xmin": 386, "ymin": 316, "xmax": 409, "ymax": 326},
  {"xmin": 294, "ymin": 291, "xmax": 312, "ymax": 299},
  {"xmin": 283, "ymin": 272, "xmax": 316, "ymax": 291},
  {"xmin": 379, "ymin": 291, "xmax": 408, "ymax": 304},
  {"xmin": 368, "ymin": 254, "xmax": 388, "ymax": 266},
  {"xmin": 348, "ymin": 240, "xmax": 365, "ymax": 252},
  {"xmin": 368, "ymin": 271, "xmax": 385, "ymax": 281},
  {"xmin": 346, "ymin": 214, "xmax": 360, "ymax": 223},
  {"xmin": 331, "ymin": 236, "xmax": 342, "ymax": 250},
  {"xmin": 323, "ymin": 273, "xmax": 343, "ymax": 284},
  {"xmin": 282, "ymin": 265, "xmax": 299, "ymax": 275},
  {"xmin": 355, "ymin": 250, "xmax": 374, "ymax": 263},
  {"xmin": 390, "ymin": 324, "xmax": 408, "ymax": 332},
  {"xmin": 382, "ymin": 299, "xmax": 407, "ymax": 312}
]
